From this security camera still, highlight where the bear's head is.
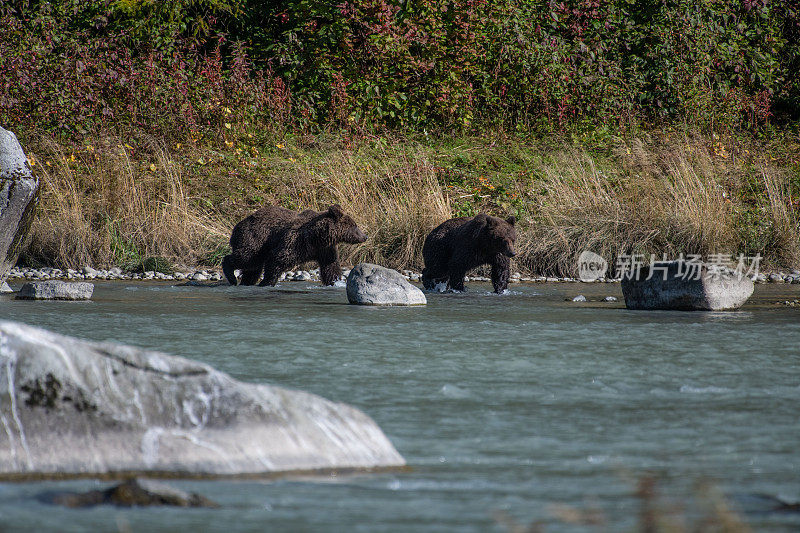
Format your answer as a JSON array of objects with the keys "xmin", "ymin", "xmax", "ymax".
[
  {"xmin": 325, "ymin": 204, "xmax": 368, "ymax": 244},
  {"xmin": 474, "ymin": 213, "xmax": 516, "ymax": 257}
]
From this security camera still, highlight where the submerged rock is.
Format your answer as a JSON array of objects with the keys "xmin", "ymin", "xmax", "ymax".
[
  {"xmin": 0, "ymin": 127, "xmax": 39, "ymax": 284},
  {"xmin": 621, "ymin": 260, "xmax": 754, "ymax": 311},
  {"xmin": 177, "ymin": 280, "xmax": 228, "ymax": 288},
  {"xmin": 346, "ymin": 263, "xmax": 426, "ymax": 306},
  {"xmin": 0, "ymin": 320, "xmax": 405, "ymax": 477},
  {"xmin": 730, "ymin": 493, "xmax": 800, "ymax": 515},
  {"xmin": 51, "ymin": 478, "xmax": 219, "ymax": 508},
  {"xmin": 16, "ymin": 281, "xmax": 94, "ymax": 300}
]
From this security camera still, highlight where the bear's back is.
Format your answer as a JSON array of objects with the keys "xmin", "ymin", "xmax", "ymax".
[
  {"xmin": 230, "ymin": 205, "xmax": 301, "ymax": 249},
  {"xmin": 424, "ymin": 216, "xmax": 477, "ymax": 250}
]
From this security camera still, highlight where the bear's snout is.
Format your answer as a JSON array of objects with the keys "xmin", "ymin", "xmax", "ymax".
[
  {"xmin": 507, "ymin": 250, "xmax": 516, "ymax": 258},
  {"xmin": 352, "ymin": 229, "xmax": 368, "ymax": 243}
]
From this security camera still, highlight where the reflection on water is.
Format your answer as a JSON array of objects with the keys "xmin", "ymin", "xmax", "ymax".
[
  {"xmin": 700, "ymin": 311, "xmax": 755, "ymax": 322},
  {"xmin": 1, "ymin": 280, "xmax": 799, "ymax": 532}
]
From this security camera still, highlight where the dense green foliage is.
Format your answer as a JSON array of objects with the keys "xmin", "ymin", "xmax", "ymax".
[{"xmin": 1, "ymin": 0, "xmax": 799, "ymax": 138}]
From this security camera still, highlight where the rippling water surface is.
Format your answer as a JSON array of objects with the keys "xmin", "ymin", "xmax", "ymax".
[{"xmin": 1, "ymin": 281, "xmax": 798, "ymax": 532}]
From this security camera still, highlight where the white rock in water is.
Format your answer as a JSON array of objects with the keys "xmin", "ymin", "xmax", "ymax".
[
  {"xmin": 621, "ymin": 260, "xmax": 753, "ymax": 310},
  {"xmin": 0, "ymin": 320, "xmax": 405, "ymax": 477},
  {"xmin": 572, "ymin": 295, "xmax": 587, "ymax": 302},
  {"xmin": 0, "ymin": 281, "xmax": 12, "ymax": 293},
  {"xmin": 346, "ymin": 263, "xmax": 426, "ymax": 306},
  {"xmin": 16, "ymin": 281, "xmax": 93, "ymax": 300},
  {"xmin": 0, "ymin": 127, "xmax": 39, "ymax": 284}
]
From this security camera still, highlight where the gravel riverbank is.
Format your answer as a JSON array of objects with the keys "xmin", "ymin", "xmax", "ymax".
[{"xmin": 4, "ymin": 266, "xmax": 795, "ymax": 284}]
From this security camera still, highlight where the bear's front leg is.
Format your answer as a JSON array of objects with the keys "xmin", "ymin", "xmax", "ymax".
[
  {"xmin": 421, "ymin": 261, "xmax": 448, "ymax": 291},
  {"xmin": 447, "ymin": 267, "xmax": 467, "ymax": 291},
  {"xmin": 221, "ymin": 255, "xmax": 239, "ymax": 285},
  {"xmin": 421, "ymin": 268, "xmax": 434, "ymax": 290},
  {"xmin": 240, "ymin": 269, "xmax": 262, "ymax": 285},
  {"xmin": 317, "ymin": 246, "xmax": 341, "ymax": 286},
  {"xmin": 491, "ymin": 253, "xmax": 511, "ymax": 293}
]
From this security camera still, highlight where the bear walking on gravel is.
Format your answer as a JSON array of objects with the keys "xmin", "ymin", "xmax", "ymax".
[
  {"xmin": 222, "ymin": 204, "xmax": 367, "ymax": 286},
  {"xmin": 421, "ymin": 213, "xmax": 517, "ymax": 293}
]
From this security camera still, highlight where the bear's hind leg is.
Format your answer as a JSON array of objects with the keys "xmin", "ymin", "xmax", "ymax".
[{"xmin": 258, "ymin": 263, "xmax": 284, "ymax": 286}]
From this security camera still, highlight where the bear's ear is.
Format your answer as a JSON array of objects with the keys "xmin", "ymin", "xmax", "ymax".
[
  {"xmin": 327, "ymin": 204, "xmax": 344, "ymax": 220},
  {"xmin": 506, "ymin": 215, "xmax": 516, "ymax": 226}
]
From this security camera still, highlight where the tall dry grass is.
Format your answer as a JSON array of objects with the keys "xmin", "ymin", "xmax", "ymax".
[
  {"xmin": 20, "ymin": 134, "xmax": 799, "ymax": 274},
  {"xmin": 26, "ymin": 138, "xmax": 230, "ymax": 269},
  {"xmin": 284, "ymin": 150, "xmax": 452, "ymax": 270},
  {"xmin": 517, "ymin": 138, "xmax": 798, "ymax": 276},
  {"xmin": 759, "ymin": 168, "xmax": 800, "ymax": 266}
]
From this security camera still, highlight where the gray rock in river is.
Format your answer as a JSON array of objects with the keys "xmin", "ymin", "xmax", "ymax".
[
  {"xmin": 346, "ymin": 263, "xmax": 427, "ymax": 306},
  {"xmin": 621, "ymin": 260, "xmax": 753, "ymax": 310},
  {"xmin": 50, "ymin": 477, "xmax": 219, "ymax": 508},
  {"xmin": 0, "ymin": 320, "xmax": 405, "ymax": 477},
  {"xmin": 16, "ymin": 281, "xmax": 94, "ymax": 300},
  {"xmin": 0, "ymin": 127, "xmax": 39, "ymax": 284},
  {"xmin": 0, "ymin": 281, "xmax": 12, "ymax": 293}
]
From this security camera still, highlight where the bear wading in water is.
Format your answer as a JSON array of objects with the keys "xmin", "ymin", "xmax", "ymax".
[
  {"xmin": 421, "ymin": 213, "xmax": 517, "ymax": 293},
  {"xmin": 222, "ymin": 204, "xmax": 367, "ymax": 286}
]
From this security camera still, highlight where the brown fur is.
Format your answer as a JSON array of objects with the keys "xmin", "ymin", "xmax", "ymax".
[
  {"xmin": 222, "ymin": 204, "xmax": 367, "ymax": 286},
  {"xmin": 421, "ymin": 213, "xmax": 517, "ymax": 293}
]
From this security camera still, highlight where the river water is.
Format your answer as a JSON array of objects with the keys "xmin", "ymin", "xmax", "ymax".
[{"xmin": 0, "ymin": 281, "xmax": 798, "ymax": 532}]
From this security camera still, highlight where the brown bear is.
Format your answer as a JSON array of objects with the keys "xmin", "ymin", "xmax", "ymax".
[
  {"xmin": 222, "ymin": 204, "xmax": 367, "ymax": 286},
  {"xmin": 421, "ymin": 213, "xmax": 517, "ymax": 293}
]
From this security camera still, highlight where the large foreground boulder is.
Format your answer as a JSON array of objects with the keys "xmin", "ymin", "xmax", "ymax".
[
  {"xmin": 621, "ymin": 260, "xmax": 754, "ymax": 310},
  {"xmin": 16, "ymin": 281, "xmax": 94, "ymax": 300},
  {"xmin": 346, "ymin": 263, "xmax": 426, "ymax": 306},
  {"xmin": 0, "ymin": 321, "xmax": 405, "ymax": 478},
  {"xmin": 0, "ymin": 127, "xmax": 39, "ymax": 283}
]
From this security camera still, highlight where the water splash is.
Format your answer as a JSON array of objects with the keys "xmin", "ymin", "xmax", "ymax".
[
  {"xmin": 679, "ymin": 385, "xmax": 732, "ymax": 394},
  {"xmin": 439, "ymin": 384, "xmax": 471, "ymax": 399}
]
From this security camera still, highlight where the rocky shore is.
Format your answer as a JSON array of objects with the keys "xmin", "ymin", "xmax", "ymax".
[
  {"xmin": 4, "ymin": 266, "xmax": 617, "ymax": 284},
  {"xmin": 5, "ymin": 266, "xmax": 799, "ymax": 284}
]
